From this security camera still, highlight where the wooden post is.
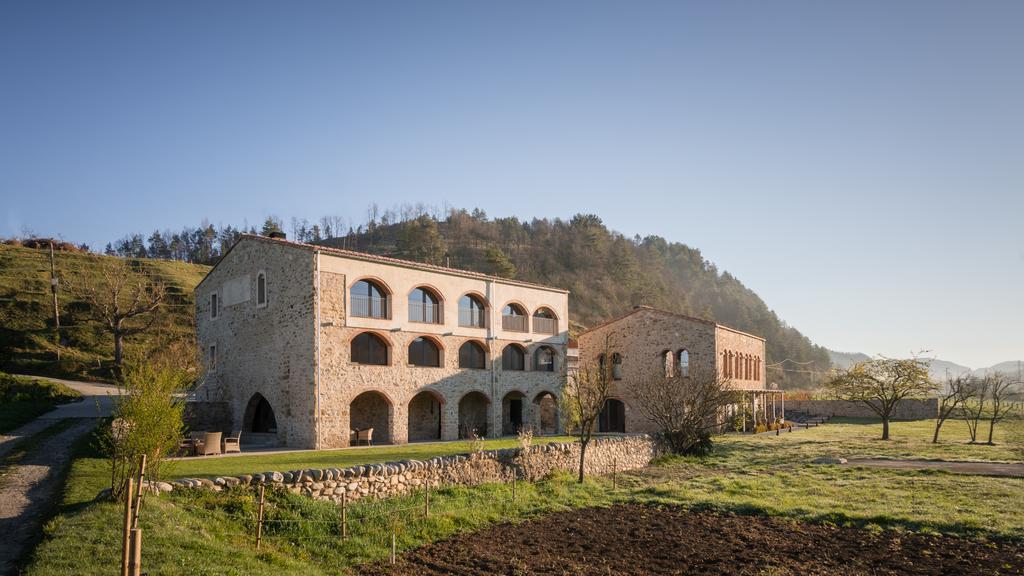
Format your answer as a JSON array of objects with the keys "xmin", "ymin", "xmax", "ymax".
[
  {"xmin": 423, "ymin": 480, "xmax": 429, "ymax": 518},
  {"xmin": 121, "ymin": 478, "xmax": 134, "ymax": 576},
  {"xmin": 341, "ymin": 491, "xmax": 347, "ymax": 539},
  {"xmin": 128, "ymin": 528, "xmax": 142, "ymax": 576},
  {"xmin": 612, "ymin": 459, "xmax": 617, "ymax": 490},
  {"xmin": 256, "ymin": 484, "xmax": 266, "ymax": 550},
  {"xmin": 511, "ymin": 475, "xmax": 516, "ymax": 500},
  {"xmin": 133, "ymin": 454, "xmax": 147, "ymax": 529},
  {"xmin": 49, "ymin": 241, "xmax": 61, "ymax": 361},
  {"xmin": 391, "ymin": 531, "xmax": 396, "ymax": 565}
]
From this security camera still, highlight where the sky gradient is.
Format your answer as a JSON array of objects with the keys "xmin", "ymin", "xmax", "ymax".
[{"xmin": 2, "ymin": 1, "xmax": 1021, "ymax": 368}]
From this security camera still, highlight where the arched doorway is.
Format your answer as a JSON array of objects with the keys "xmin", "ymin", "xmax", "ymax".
[
  {"xmin": 243, "ymin": 393, "xmax": 278, "ymax": 433},
  {"xmin": 533, "ymin": 391, "xmax": 559, "ymax": 435},
  {"xmin": 598, "ymin": 398, "xmax": 625, "ymax": 433},
  {"xmin": 350, "ymin": 391, "xmax": 392, "ymax": 445},
  {"xmin": 458, "ymin": 391, "xmax": 490, "ymax": 438},
  {"xmin": 408, "ymin": 390, "xmax": 443, "ymax": 442},
  {"xmin": 502, "ymin": 391, "xmax": 527, "ymax": 435}
]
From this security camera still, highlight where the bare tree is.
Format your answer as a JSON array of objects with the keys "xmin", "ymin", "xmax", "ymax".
[
  {"xmin": 984, "ymin": 372, "xmax": 1018, "ymax": 445},
  {"xmin": 633, "ymin": 364, "xmax": 738, "ymax": 455},
  {"xmin": 65, "ymin": 257, "xmax": 166, "ymax": 367},
  {"xmin": 933, "ymin": 373, "xmax": 972, "ymax": 443},
  {"xmin": 561, "ymin": 352, "xmax": 612, "ymax": 483},
  {"xmin": 961, "ymin": 376, "xmax": 991, "ymax": 443},
  {"xmin": 827, "ymin": 357, "xmax": 934, "ymax": 440}
]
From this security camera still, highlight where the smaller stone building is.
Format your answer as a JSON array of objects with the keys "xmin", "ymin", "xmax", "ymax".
[{"xmin": 577, "ymin": 306, "xmax": 782, "ymax": 433}]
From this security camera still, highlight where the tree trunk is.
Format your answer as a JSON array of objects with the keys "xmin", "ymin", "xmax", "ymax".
[
  {"xmin": 987, "ymin": 419, "xmax": 995, "ymax": 445},
  {"xmin": 577, "ymin": 439, "xmax": 588, "ymax": 483},
  {"xmin": 114, "ymin": 331, "xmax": 124, "ymax": 367},
  {"xmin": 881, "ymin": 417, "xmax": 890, "ymax": 440},
  {"xmin": 932, "ymin": 417, "xmax": 944, "ymax": 444}
]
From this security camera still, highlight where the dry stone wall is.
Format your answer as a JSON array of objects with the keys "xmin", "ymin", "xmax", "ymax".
[{"xmin": 151, "ymin": 436, "xmax": 664, "ymax": 503}]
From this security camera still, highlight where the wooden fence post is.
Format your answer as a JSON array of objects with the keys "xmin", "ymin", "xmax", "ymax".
[
  {"xmin": 133, "ymin": 454, "xmax": 147, "ymax": 529},
  {"xmin": 341, "ymin": 491, "xmax": 348, "ymax": 540},
  {"xmin": 256, "ymin": 484, "xmax": 266, "ymax": 550},
  {"xmin": 121, "ymin": 477, "xmax": 134, "ymax": 576},
  {"xmin": 128, "ymin": 528, "xmax": 142, "ymax": 576},
  {"xmin": 423, "ymin": 480, "xmax": 429, "ymax": 518},
  {"xmin": 391, "ymin": 531, "xmax": 396, "ymax": 565}
]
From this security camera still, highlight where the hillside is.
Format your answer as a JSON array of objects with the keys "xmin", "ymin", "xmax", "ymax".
[
  {"xmin": 0, "ymin": 244, "xmax": 209, "ymax": 381},
  {"xmin": 320, "ymin": 211, "xmax": 832, "ymax": 388}
]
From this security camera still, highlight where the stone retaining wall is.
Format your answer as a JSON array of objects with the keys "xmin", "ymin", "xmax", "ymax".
[
  {"xmin": 785, "ymin": 398, "xmax": 938, "ymax": 420},
  {"xmin": 149, "ymin": 435, "xmax": 663, "ymax": 503}
]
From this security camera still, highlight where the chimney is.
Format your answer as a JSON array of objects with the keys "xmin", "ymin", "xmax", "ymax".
[{"xmin": 268, "ymin": 231, "xmax": 287, "ymax": 240}]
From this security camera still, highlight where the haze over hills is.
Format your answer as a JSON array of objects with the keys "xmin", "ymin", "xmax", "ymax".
[{"xmin": 827, "ymin": 349, "xmax": 1022, "ymax": 381}]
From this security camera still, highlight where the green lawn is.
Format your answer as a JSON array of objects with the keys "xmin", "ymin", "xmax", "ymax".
[
  {"xmin": 26, "ymin": 418, "xmax": 1024, "ymax": 575},
  {"xmin": 0, "ymin": 372, "xmax": 82, "ymax": 433}
]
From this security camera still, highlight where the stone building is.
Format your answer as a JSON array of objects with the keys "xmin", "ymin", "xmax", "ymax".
[
  {"xmin": 577, "ymin": 306, "xmax": 782, "ymax": 433},
  {"xmin": 194, "ymin": 234, "xmax": 568, "ymax": 449}
]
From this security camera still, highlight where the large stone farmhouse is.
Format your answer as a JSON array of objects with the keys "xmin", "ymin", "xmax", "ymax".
[
  {"xmin": 578, "ymin": 306, "xmax": 782, "ymax": 433},
  {"xmin": 194, "ymin": 234, "xmax": 568, "ymax": 449}
]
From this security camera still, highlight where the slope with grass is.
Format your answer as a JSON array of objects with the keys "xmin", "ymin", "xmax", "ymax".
[
  {"xmin": 0, "ymin": 244, "xmax": 209, "ymax": 381},
  {"xmin": 25, "ymin": 418, "xmax": 1024, "ymax": 575},
  {"xmin": 0, "ymin": 372, "xmax": 82, "ymax": 433}
]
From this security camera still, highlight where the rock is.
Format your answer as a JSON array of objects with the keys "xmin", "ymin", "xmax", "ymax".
[
  {"xmin": 268, "ymin": 471, "xmax": 284, "ymax": 483},
  {"xmin": 812, "ymin": 456, "xmax": 848, "ymax": 465},
  {"xmin": 347, "ymin": 482, "xmax": 359, "ymax": 491},
  {"xmin": 237, "ymin": 475, "xmax": 253, "ymax": 484},
  {"xmin": 155, "ymin": 482, "xmax": 174, "ymax": 493}
]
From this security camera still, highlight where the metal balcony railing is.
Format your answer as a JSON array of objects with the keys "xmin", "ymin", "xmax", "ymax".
[
  {"xmin": 459, "ymin": 308, "xmax": 487, "ymax": 328},
  {"xmin": 351, "ymin": 295, "xmax": 389, "ymax": 319},
  {"xmin": 408, "ymin": 301, "xmax": 441, "ymax": 324},
  {"xmin": 532, "ymin": 316, "xmax": 557, "ymax": 335},
  {"xmin": 502, "ymin": 314, "xmax": 528, "ymax": 332}
]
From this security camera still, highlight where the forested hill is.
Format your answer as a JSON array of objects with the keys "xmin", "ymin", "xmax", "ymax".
[{"xmin": 318, "ymin": 210, "xmax": 831, "ymax": 388}]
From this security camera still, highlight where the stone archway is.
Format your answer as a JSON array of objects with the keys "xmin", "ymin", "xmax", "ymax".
[
  {"xmin": 350, "ymin": 391, "xmax": 393, "ymax": 445},
  {"xmin": 502, "ymin": 391, "xmax": 528, "ymax": 435},
  {"xmin": 408, "ymin": 390, "xmax": 443, "ymax": 442},
  {"xmin": 458, "ymin": 391, "xmax": 490, "ymax": 439},
  {"xmin": 598, "ymin": 398, "xmax": 626, "ymax": 433},
  {"xmin": 243, "ymin": 393, "xmax": 278, "ymax": 433},
  {"xmin": 532, "ymin": 391, "xmax": 559, "ymax": 435}
]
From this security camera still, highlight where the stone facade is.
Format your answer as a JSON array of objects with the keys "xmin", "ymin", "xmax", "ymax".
[
  {"xmin": 785, "ymin": 398, "xmax": 938, "ymax": 421},
  {"xmin": 195, "ymin": 235, "xmax": 569, "ymax": 449},
  {"xmin": 577, "ymin": 306, "xmax": 773, "ymax": 433},
  {"xmin": 151, "ymin": 435, "xmax": 665, "ymax": 503}
]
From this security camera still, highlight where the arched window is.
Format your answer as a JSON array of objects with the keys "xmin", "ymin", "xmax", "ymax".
[
  {"xmin": 502, "ymin": 344, "xmax": 526, "ymax": 371},
  {"xmin": 351, "ymin": 332, "xmax": 389, "ymax": 365},
  {"xmin": 678, "ymin": 350, "xmax": 690, "ymax": 377},
  {"xmin": 534, "ymin": 346, "xmax": 556, "ymax": 372},
  {"xmin": 351, "ymin": 279, "xmax": 389, "ymax": 319},
  {"xmin": 611, "ymin": 352, "xmax": 623, "ymax": 380},
  {"xmin": 663, "ymin": 350, "xmax": 674, "ymax": 377},
  {"xmin": 256, "ymin": 272, "xmax": 267, "ymax": 307},
  {"xmin": 408, "ymin": 287, "xmax": 441, "ymax": 324},
  {"xmin": 458, "ymin": 341, "xmax": 487, "ymax": 369},
  {"xmin": 735, "ymin": 353, "xmax": 742, "ymax": 380},
  {"xmin": 532, "ymin": 307, "xmax": 557, "ymax": 335},
  {"xmin": 458, "ymin": 294, "xmax": 487, "ymax": 328},
  {"xmin": 598, "ymin": 353, "xmax": 608, "ymax": 374},
  {"xmin": 501, "ymin": 303, "xmax": 528, "ymax": 332},
  {"xmin": 408, "ymin": 336, "xmax": 441, "ymax": 367}
]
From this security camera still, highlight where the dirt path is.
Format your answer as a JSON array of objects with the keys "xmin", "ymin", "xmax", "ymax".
[
  {"xmin": 360, "ymin": 504, "xmax": 1024, "ymax": 576},
  {"xmin": 0, "ymin": 418, "xmax": 97, "ymax": 576},
  {"xmin": 846, "ymin": 458, "xmax": 1024, "ymax": 477}
]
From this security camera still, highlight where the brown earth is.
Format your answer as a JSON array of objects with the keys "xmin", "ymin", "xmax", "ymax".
[{"xmin": 360, "ymin": 504, "xmax": 1024, "ymax": 576}]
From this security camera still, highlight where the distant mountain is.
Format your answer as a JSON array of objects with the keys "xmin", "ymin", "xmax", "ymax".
[{"xmin": 828, "ymin": 349, "xmax": 1022, "ymax": 382}]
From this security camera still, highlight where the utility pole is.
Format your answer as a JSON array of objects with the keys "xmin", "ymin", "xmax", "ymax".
[{"xmin": 49, "ymin": 240, "xmax": 61, "ymax": 361}]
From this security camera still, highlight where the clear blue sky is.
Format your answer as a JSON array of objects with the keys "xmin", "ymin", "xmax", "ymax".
[{"xmin": 2, "ymin": 1, "xmax": 1021, "ymax": 368}]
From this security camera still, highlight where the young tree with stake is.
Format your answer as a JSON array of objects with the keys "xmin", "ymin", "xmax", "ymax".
[{"xmin": 561, "ymin": 347, "xmax": 612, "ymax": 483}]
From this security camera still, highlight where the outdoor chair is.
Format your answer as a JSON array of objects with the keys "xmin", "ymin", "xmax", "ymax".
[
  {"xmin": 198, "ymin": 431, "xmax": 222, "ymax": 456},
  {"xmin": 354, "ymin": 427, "xmax": 374, "ymax": 446},
  {"xmin": 223, "ymin": 430, "xmax": 242, "ymax": 453}
]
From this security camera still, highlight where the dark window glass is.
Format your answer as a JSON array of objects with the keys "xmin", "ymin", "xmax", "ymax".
[
  {"xmin": 502, "ymin": 345, "xmax": 525, "ymax": 371},
  {"xmin": 351, "ymin": 332, "xmax": 388, "ymax": 365},
  {"xmin": 535, "ymin": 347, "xmax": 555, "ymax": 372},
  {"xmin": 408, "ymin": 288, "xmax": 441, "ymax": 323},
  {"xmin": 211, "ymin": 293, "xmax": 218, "ymax": 318},
  {"xmin": 458, "ymin": 341, "xmax": 487, "ymax": 369},
  {"xmin": 351, "ymin": 280, "xmax": 389, "ymax": 318},
  {"xmin": 257, "ymin": 274, "xmax": 266, "ymax": 305},
  {"xmin": 458, "ymin": 294, "xmax": 487, "ymax": 328},
  {"xmin": 503, "ymin": 304, "xmax": 524, "ymax": 316},
  {"xmin": 408, "ymin": 337, "xmax": 441, "ymax": 367}
]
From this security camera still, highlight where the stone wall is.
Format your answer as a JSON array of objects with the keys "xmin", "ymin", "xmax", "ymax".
[
  {"xmin": 785, "ymin": 398, "xmax": 938, "ymax": 420},
  {"xmin": 152, "ymin": 435, "xmax": 664, "ymax": 503}
]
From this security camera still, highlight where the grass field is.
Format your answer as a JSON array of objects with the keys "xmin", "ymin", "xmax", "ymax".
[
  {"xmin": 25, "ymin": 417, "xmax": 1024, "ymax": 575},
  {"xmin": 0, "ymin": 372, "xmax": 82, "ymax": 433},
  {"xmin": 0, "ymin": 244, "xmax": 208, "ymax": 382}
]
